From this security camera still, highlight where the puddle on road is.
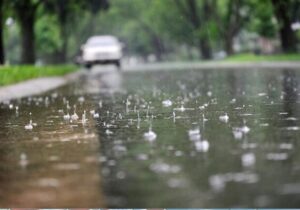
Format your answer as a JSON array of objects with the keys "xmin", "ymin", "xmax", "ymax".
[
  {"xmin": 93, "ymin": 68, "xmax": 300, "ymax": 207},
  {"xmin": 0, "ymin": 89, "xmax": 104, "ymax": 207},
  {"xmin": 1, "ymin": 67, "xmax": 300, "ymax": 207}
]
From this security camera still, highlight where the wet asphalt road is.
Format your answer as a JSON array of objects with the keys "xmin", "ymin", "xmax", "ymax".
[{"xmin": 1, "ymin": 64, "xmax": 300, "ymax": 207}]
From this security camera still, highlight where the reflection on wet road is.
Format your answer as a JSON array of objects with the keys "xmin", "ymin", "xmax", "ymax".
[{"xmin": 1, "ymin": 66, "xmax": 300, "ymax": 207}]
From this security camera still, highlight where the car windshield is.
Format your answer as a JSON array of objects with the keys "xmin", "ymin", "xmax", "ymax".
[{"xmin": 86, "ymin": 37, "xmax": 118, "ymax": 47}]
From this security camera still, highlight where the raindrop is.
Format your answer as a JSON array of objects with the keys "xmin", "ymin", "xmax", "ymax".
[
  {"xmin": 258, "ymin": 92, "xmax": 267, "ymax": 96},
  {"xmin": 105, "ymin": 129, "xmax": 113, "ymax": 135},
  {"xmin": 219, "ymin": 113, "xmax": 229, "ymax": 123},
  {"xmin": 266, "ymin": 153, "xmax": 288, "ymax": 160},
  {"xmin": 137, "ymin": 110, "xmax": 141, "ymax": 121},
  {"xmin": 71, "ymin": 105, "xmax": 79, "ymax": 121},
  {"xmin": 143, "ymin": 127, "xmax": 157, "ymax": 142},
  {"xmin": 172, "ymin": 111, "xmax": 176, "ymax": 123},
  {"xmin": 82, "ymin": 110, "xmax": 87, "ymax": 124},
  {"xmin": 286, "ymin": 117, "xmax": 297, "ymax": 121},
  {"xmin": 202, "ymin": 114, "xmax": 208, "ymax": 122},
  {"xmin": 199, "ymin": 105, "xmax": 205, "ymax": 110},
  {"xmin": 230, "ymin": 98, "xmax": 236, "ymax": 104},
  {"xmin": 241, "ymin": 153, "xmax": 256, "ymax": 167},
  {"xmin": 25, "ymin": 120, "xmax": 33, "ymax": 130},
  {"xmin": 232, "ymin": 128, "xmax": 243, "ymax": 140},
  {"xmin": 78, "ymin": 96, "xmax": 85, "ymax": 103},
  {"xmin": 63, "ymin": 112, "xmax": 70, "ymax": 121},
  {"xmin": 162, "ymin": 99, "xmax": 172, "ymax": 107},
  {"xmin": 174, "ymin": 104, "xmax": 186, "ymax": 112},
  {"xmin": 188, "ymin": 128, "xmax": 201, "ymax": 141},
  {"xmin": 241, "ymin": 125, "xmax": 250, "ymax": 134},
  {"xmin": 285, "ymin": 126, "xmax": 300, "ymax": 131},
  {"xmin": 15, "ymin": 106, "xmax": 19, "ymax": 115},
  {"xmin": 118, "ymin": 113, "xmax": 123, "ymax": 120},
  {"xmin": 195, "ymin": 140, "xmax": 209, "ymax": 152},
  {"xmin": 19, "ymin": 153, "xmax": 28, "ymax": 167},
  {"xmin": 279, "ymin": 143, "xmax": 293, "ymax": 150},
  {"xmin": 207, "ymin": 91, "xmax": 212, "ymax": 97},
  {"xmin": 93, "ymin": 112, "xmax": 100, "ymax": 119},
  {"xmin": 260, "ymin": 123, "xmax": 269, "ymax": 127}
]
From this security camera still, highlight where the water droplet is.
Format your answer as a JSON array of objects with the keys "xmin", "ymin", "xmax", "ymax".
[
  {"xmin": 105, "ymin": 129, "xmax": 113, "ymax": 135},
  {"xmin": 219, "ymin": 113, "xmax": 229, "ymax": 123},
  {"xmin": 143, "ymin": 128, "xmax": 157, "ymax": 142},
  {"xmin": 279, "ymin": 143, "xmax": 293, "ymax": 150},
  {"xmin": 241, "ymin": 153, "xmax": 256, "ymax": 167},
  {"xmin": 266, "ymin": 153, "xmax": 288, "ymax": 160},
  {"xmin": 188, "ymin": 128, "xmax": 201, "ymax": 141},
  {"xmin": 78, "ymin": 96, "xmax": 85, "ymax": 103},
  {"xmin": 19, "ymin": 153, "xmax": 28, "ymax": 167},
  {"xmin": 162, "ymin": 99, "xmax": 172, "ymax": 107},
  {"xmin": 195, "ymin": 140, "xmax": 209, "ymax": 152}
]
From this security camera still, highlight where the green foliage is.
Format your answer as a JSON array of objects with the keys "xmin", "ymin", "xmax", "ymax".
[
  {"xmin": 0, "ymin": 65, "xmax": 77, "ymax": 86},
  {"xmin": 35, "ymin": 14, "xmax": 62, "ymax": 54},
  {"xmin": 1, "ymin": 0, "xmax": 299, "ymax": 64},
  {"xmin": 247, "ymin": 0, "xmax": 277, "ymax": 38}
]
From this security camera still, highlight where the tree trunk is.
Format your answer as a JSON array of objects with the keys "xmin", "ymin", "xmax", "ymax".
[
  {"xmin": 56, "ymin": 26, "xmax": 68, "ymax": 63},
  {"xmin": 0, "ymin": 0, "xmax": 5, "ymax": 65},
  {"xmin": 176, "ymin": 0, "xmax": 213, "ymax": 60},
  {"xmin": 279, "ymin": 22, "xmax": 297, "ymax": 53},
  {"xmin": 199, "ymin": 37, "xmax": 212, "ymax": 60},
  {"xmin": 89, "ymin": 15, "xmax": 96, "ymax": 35},
  {"xmin": 225, "ymin": 34, "xmax": 234, "ymax": 56},
  {"xmin": 152, "ymin": 36, "xmax": 164, "ymax": 61},
  {"xmin": 18, "ymin": 7, "xmax": 36, "ymax": 64},
  {"xmin": 272, "ymin": 0, "xmax": 297, "ymax": 53},
  {"xmin": 187, "ymin": 0, "xmax": 211, "ymax": 59},
  {"xmin": 57, "ymin": 1, "xmax": 68, "ymax": 63}
]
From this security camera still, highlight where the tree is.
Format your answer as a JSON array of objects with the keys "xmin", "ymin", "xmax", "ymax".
[
  {"xmin": 0, "ymin": 0, "xmax": 5, "ymax": 64},
  {"xmin": 214, "ymin": 0, "xmax": 249, "ymax": 55},
  {"xmin": 271, "ymin": 0, "xmax": 299, "ymax": 53},
  {"xmin": 174, "ymin": 0, "xmax": 213, "ymax": 59},
  {"xmin": 11, "ymin": 0, "xmax": 43, "ymax": 64},
  {"xmin": 248, "ymin": 0, "xmax": 277, "ymax": 39},
  {"xmin": 87, "ymin": 0, "xmax": 109, "ymax": 35},
  {"xmin": 42, "ymin": 0, "xmax": 109, "ymax": 63},
  {"xmin": 98, "ymin": 0, "xmax": 167, "ymax": 60}
]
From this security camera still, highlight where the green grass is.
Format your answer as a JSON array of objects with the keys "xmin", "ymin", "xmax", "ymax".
[
  {"xmin": 0, "ymin": 65, "xmax": 78, "ymax": 86},
  {"xmin": 223, "ymin": 53, "xmax": 300, "ymax": 62}
]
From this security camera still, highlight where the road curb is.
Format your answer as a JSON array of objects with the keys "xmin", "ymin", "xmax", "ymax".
[{"xmin": 0, "ymin": 70, "xmax": 83, "ymax": 102}]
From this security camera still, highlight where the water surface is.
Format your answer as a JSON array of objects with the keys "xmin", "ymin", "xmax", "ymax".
[{"xmin": 1, "ymin": 67, "xmax": 300, "ymax": 207}]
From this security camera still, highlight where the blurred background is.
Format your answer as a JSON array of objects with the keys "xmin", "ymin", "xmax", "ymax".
[
  {"xmin": 1, "ymin": 1, "xmax": 300, "ymax": 207},
  {"xmin": 0, "ymin": 0, "xmax": 300, "ymax": 66}
]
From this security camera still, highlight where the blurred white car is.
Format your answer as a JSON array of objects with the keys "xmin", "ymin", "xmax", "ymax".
[{"xmin": 80, "ymin": 35, "xmax": 123, "ymax": 69}]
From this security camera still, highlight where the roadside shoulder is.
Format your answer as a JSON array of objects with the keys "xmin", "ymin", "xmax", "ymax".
[{"xmin": 0, "ymin": 70, "xmax": 83, "ymax": 102}]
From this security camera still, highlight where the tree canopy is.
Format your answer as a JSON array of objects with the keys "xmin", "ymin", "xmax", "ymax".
[{"xmin": 0, "ymin": 0, "xmax": 299, "ymax": 65}]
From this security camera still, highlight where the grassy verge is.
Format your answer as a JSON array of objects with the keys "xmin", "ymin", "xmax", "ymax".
[
  {"xmin": 223, "ymin": 53, "xmax": 300, "ymax": 62},
  {"xmin": 0, "ymin": 65, "xmax": 78, "ymax": 86}
]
